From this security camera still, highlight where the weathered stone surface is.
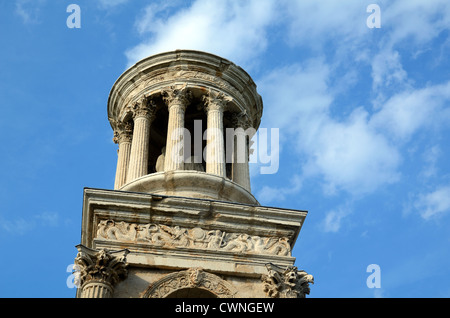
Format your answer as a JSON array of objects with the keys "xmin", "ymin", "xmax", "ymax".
[{"xmin": 79, "ymin": 187, "xmax": 308, "ymax": 297}]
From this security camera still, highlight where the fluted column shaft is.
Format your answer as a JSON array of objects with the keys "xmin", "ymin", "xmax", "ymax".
[
  {"xmin": 126, "ymin": 99, "xmax": 155, "ymax": 183},
  {"xmin": 203, "ymin": 91, "xmax": 228, "ymax": 177},
  {"xmin": 80, "ymin": 281, "xmax": 114, "ymax": 298},
  {"xmin": 162, "ymin": 86, "xmax": 191, "ymax": 172},
  {"xmin": 232, "ymin": 126, "xmax": 251, "ymax": 192},
  {"xmin": 113, "ymin": 122, "xmax": 132, "ymax": 189}
]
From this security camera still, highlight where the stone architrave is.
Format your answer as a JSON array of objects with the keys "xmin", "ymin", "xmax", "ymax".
[{"xmin": 74, "ymin": 244, "xmax": 129, "ymax": 298}]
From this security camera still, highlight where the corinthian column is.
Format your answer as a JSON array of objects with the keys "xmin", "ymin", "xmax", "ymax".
[
  {"xmin": 113, "ymin": 121, "xmax": 133, "ymax": 189},
  {"xmin": 203, "ymin": 90, "xmax": 229, "ymax": 177},
  {"xmin": 74, "ymin": 245, "xmax": 129, "ymax": 298},
  {"xmin": 126, "ymin": 97, "xmax": 156, "ymax": 183},
  {"xmin": 162, "ymin": 85, "xmax": 192, "ymax": 171},
  {"xmin": 231, "ymin": 114, "xmax": 252, "ymax": 192}
]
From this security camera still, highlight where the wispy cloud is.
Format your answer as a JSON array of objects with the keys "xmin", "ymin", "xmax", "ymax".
[
  {"xmin": 321, "ymin": 203, "xmax": 353, "ymax": 233},
  {"xmin": 414, "ymin": 186, "xmax": 450, "ymax": 220},
  {"xmin": 15, "ymin": 0, "xmax": 44, "ymax": 24},
  {"xmin": 125, "ymin": 0, "xmax": 278, "ymax": 68},
  {"xmin": 1, "ymin": 211, "xmax": 60, "ymax": 235}
]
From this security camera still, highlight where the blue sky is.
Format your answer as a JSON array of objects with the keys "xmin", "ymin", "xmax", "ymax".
[{"xmin": 1, "ymin": 0, "xmax": 449, "ymax": 298}]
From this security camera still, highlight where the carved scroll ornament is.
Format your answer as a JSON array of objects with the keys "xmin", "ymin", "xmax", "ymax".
[{"xmin": 142, "ymin": 267, "xmax": 236, "ymax": 298}]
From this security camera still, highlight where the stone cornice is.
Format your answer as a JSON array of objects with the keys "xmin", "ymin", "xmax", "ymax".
[{"xmin": 107, "ymin": 50, "xmax": 263, "ymax": 131}]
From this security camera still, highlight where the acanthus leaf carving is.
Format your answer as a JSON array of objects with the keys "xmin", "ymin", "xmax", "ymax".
[{"xmin": 261, "ymin": 263, "xmax": 314, "ymax": 298}]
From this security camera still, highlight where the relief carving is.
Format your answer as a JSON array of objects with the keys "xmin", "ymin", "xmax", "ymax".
[
  {"xmin": 96, "ymin": 220, "xmax": 292, "ymax": 256},
  {"xmin": 142, "ymin": 268, "xmax": 236, "ymax": 298}
]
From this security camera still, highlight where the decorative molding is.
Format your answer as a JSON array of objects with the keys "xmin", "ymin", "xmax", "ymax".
[
  {"xmin": 142, "ymin": 267, "xmax": 237, "ymax": 298},
  {"xmin": 96, "ymin": 220, "xmax": 292, "ymax": 256},
  {"xmin": 261, "ymin": 263, "xmax": 314, "ymax": 298}
]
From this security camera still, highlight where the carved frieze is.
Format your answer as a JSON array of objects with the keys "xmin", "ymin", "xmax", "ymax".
[{"xmin": 96, "ymin": 220, "xmax": 292, "ymax": 256}]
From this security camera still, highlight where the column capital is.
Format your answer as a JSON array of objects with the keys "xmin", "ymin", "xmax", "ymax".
[
  {"xmin": 202, "ymin": 90, "xmax": 231, "ymax": 113},
  {"xmin": 113, "ymin": 121, "xmax": 133, "ymax": 144},
  {"xmin": 74, "ymin": 245, "xmax": 129, "ymax": 292},
  {"xmin": 261, "ymin": 264, "xmax": 314, "ymax": 298},
  {"xmin": 132, "ymin": 96, "xmax": 157, "ymax": 120},
  {"xmin": 230, "ymin": 112, "xmax": 252, "ymax": 130},
  {"xmin": 162, "ymin": 85, "xmax": 192, "ymax": 110}
]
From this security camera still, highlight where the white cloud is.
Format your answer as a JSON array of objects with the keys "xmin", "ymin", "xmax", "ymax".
[
  {"xmin": 414, "ymin": 186, "xmax": 450, "ymax": 220},
  {"xmin": 370, "ymin": 81, "xmax": 450, "ymax": 142},
  {"xmin": 283, "ymin": 0, "xmax": 369, "ymax": 49},
  {"xmin": 125, "ymin": 0, "xmax": 278, "ymax": 68},
  {"xmin": 256, "ymin": 175, "xmax": 302, "ymax": 204},
  {"xmin": 382, "ymin": 0, "xmax": 450, "ymax": 47},
  {"xmin": 305, "ymin": 108, "xmax": 401, "ymax": 195},
  {"xmin": 0, "ymin": 212, "xmax": 60, "ymax": 235},
  {"xmin": 420, "ymin": 145, "xmax": 441, "ymax": 179},
  {"xmin": 322, "ymin": 204, "xmax": 353, "ymax": 233},
  {"xmin": 370, "ymin": 49, "xmax": 409, "ymax": 91},
  {"xmin": 258, "ymin": 61, "xmax": 401, "ymax": 196}
]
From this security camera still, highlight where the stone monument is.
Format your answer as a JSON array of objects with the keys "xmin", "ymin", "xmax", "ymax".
[{"xmin": 74, "ymin": 50, "xmax": 313, "ymax": 298}]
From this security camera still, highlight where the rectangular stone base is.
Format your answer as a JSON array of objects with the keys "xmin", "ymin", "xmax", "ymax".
[{"xmin": 79, "ymin": 187, "xmax": 308, "ymax": 297}]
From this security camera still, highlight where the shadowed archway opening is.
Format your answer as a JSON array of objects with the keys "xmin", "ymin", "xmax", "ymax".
[{"xmin": 166, "ymin": 287, "xmax": 218, "ymax": 298}]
